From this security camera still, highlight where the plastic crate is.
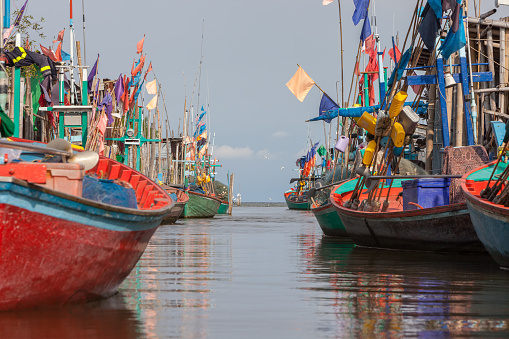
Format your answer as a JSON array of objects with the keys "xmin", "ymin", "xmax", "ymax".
[
  {"xmin": 401, "ymin": 178, "xmax": 450, "ymax": 211},
  {"xmin": 36, "ymin": 162, "xmax": 85, "ymax": 196}
]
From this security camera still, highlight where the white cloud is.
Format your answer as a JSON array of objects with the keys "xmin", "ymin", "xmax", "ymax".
[
  {"xmin": 214, "ymin": 145, "xmax": 254, "ymax": 159},
  {"xmin": 271, "ymin": 131, "xmax": 289, "ymax": 138}
]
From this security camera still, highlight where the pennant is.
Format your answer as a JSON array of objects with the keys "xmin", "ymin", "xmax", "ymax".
[
  {"xmin": 389, "ymin": 45, "xmax": 401, "ymax": 63},
  {"xmin": 439, "ymin": 5, "xmax": 466, "ymax": 60},
  {"xmin": 286, "ymin": 66, "xmax": 315, "ymax": 102},
  {"xmin": 14, "ymin": 0, "xmax": 28, "ymax": 27},
  {"xmin": 61, "ymin": 49, "xmax": 70, "ymax": 61},
  {"xmin": 144, "ymin": 62, "xmax": 152, "ymax": 80},
  {"xmin": 363, "ymin": 33, "xmax": 375, "ymax": 54},
  {"xmin": 318, "ymin": 93, "xmax": 339, "ymax": 124},
  {"xmin": 360, "ymin": 16, "xmax": 371, "ymax": 43},
  {"xmin": 137, "ymin": 35, "xmax": 145, "ymax": 54},
  {"xmin": 323, "ymin": 0, "xmax": 334, "ymax": 5},
  {"xmin": 197, "ymin": 106, "xmax": 206, "ymax": 123},
  {"xmin": 53, "ymin": 28, "xmax": 65, "ymax": 43},
  {"xmin": 55, "ymin": 41, "xmax": 62, "ymax": 62},
  {"xmin": 146, "ymin": 95, "xmax": 158, "ymax": 110},
  {"xmin": 114, "ymin": 73, "xmax": 124, "ymax": 102},
  {"xmin": 134, "ymin": 80, "xmax": 144, "ymax": 102},
  {"xmin": 410, "ymin": 71, "xmax": 422, "ymax": 95},
  {"xmin": 146, "ymin": 79, "xmax": 157, "ymax": 95},
  {"xmin": 87, "ymin": 54, "xmax": 99, "ymax": 93},
  {"xmin": 132, "ymin": 55, "xmax": 146, "ymax": 77},
  {"xmin": 352, "ymin": 0, "xmax": 369, "ymax": 26}
]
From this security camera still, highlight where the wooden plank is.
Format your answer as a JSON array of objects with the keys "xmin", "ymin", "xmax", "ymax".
[
  {"xmin": 407, "ymin": 72, "xmax": 493, "ymax": 85},
  {"xmin": 437, "ymin": 57, "xmax": 450, "ymax": 147}
]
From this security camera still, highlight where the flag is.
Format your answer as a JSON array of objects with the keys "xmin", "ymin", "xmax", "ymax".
[
  {"xmin": 286, "ymin": 66, "xmax": 315, "ymax": 102},
  {"xmin": 389, "ymin": 45, "xmax": 401, "ymax": 63},
  {"xmin": 132, "ymin": 55, "xmax": 146, "ymax": 77},
  {"xmin": 318, "ymin": 93, "xmax": 339, "ymax": 124},
  {"xmin": 439, "ymin": 4, "xmax": 466, "ymax": 60},
  {"xmin": 53, "ymin": 28, "xmax": 65, "ymax": 43},
  {"xmin": 144, "ymin": 62, "xmax": 152, "ymax": 80},
  {"xmin": 146, "ymin": 79, "xmax": 157, "ymax": 95},
  {"xmin": 197, "ymin": 106, "xmax": 206, "ymax": 123},
  {"xmin": 354, "ymin": 60, "xmax": 360, "ymax": 76},
  {"xmin": 410, "ymin": 71, "xmax": 422, "ymax": 94},
  {"xmin": 61, "ymin": 49, "xmax": 70, "ymax": 61},
  {"xmin": 13, "ymin": 0, "xmax": 28, "ymax": 27},
  {"xmin": 137, "ymin": 35, "xmax": 145, "ymax": 54},
  {"xmin": 352, "ymin": 0, "xmax": 369, "ymax": 26},
  {"xmin": 134, "ymin": 80, "xmax": 144, "ymax": 102},
  {"xmin": 363, "ymin": 33, "xmax": 375, "ymax": 54},
  {"xmin": 2, "ymin": 26, "xmax": 13, "ymax": 43},
  {"xmin": 88, "ymin": 54, "xmax": 99, "ymax": 93},
  {"xmin": 55, "ymin": 41, "xmax": 62, "ymax": 61},
  {"xmin": 114, "ymin": 73, "xmax": 124, "ymax": 102},
  {"xmin": 360, "ymin": 16, "xmax": 371, "ymax": 43},
  {"xmin": 323, "ymin": 0, "xmax": 334, "ymax": 5},
  {"xmin": 146, "ymin": 95, "xmax": 157, "ymax": 110}
]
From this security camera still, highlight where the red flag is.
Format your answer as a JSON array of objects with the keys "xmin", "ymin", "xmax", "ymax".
[
  {"xmin": 136, "ymin": 35, "xmax": 145, "ymax": 54},
  {"xmin": 410, "ymin": 71, "xmax": 422, "ymax": 95},
  {"xmin": 364, "ymin": 34, "xmax": 375, "ymax": 54},
  {"xmin": 389, "ymin": 45, "xmax": 402, "ymax": 63},
  {"xmin": 365, "ymin": 51, "xmax": 378, "ymax": 82},
  {"xmin": 53, "ymin": 29, "xmax": 65, "ymax": 43},
  {"xmin": 144, "ymin": 62, "xmax": 152, "ymax": 80},
  {"xmin": 55, "ymin": 41, "xmax": 63, "ymax": 62},
  {"xmin": 132, "ymin": 55, "xmax": 146, "ymax": 77},
  {"xmin": 40, "ymin": 45, "xmax": 58, "ymax": 62},
  {"xmin": 354, "ymin": 61, "xmax": 360, "ymax": 76}
]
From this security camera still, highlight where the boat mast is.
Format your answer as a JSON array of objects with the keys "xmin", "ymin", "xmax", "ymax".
[{"xmin": 69, "ymin": 0, "xmax": 76, "ymax": 104}]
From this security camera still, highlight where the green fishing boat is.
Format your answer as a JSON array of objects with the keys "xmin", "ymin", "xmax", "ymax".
[
  {"xmin": 284, "ymin": 190, "xmax": 311, "ymax": 210},
  {"xmin": 311, "ymin": 201, "xmax": 347, "ymax": 237},
  {"xmin": 182, "ymin": 190, "xmax": 222, "ymax": 218}
]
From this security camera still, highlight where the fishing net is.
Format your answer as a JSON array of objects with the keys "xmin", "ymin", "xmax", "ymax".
[{"xmin": 82, "ymin": 176, "xmax": 138, "ymax": 209}]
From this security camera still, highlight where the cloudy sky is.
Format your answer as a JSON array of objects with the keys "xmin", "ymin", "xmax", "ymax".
[{"xmin": 16, "ymin": 0, "xmax": 509, "ymax": 201}]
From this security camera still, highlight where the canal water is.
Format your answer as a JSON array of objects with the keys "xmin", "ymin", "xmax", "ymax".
[{"xmin": 2, "ymin": 204, "xmax": 509, "ymax": 338}]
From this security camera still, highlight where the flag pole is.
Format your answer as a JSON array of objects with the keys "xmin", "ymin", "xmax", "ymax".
[
  {"xmin": 81, "ymin": 0, "xmax": 87, "ymax": 65},
  {"xmin": 69, "ymin": 0, "xmax": 76, "ymax": 104}
]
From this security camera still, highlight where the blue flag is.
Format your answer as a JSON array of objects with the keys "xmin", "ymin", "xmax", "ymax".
[
  {"xmin": 352, "ymin": 0, "xmax": 369, "ymax": 26},
  {"xmin": 360, "ymin": 16, "xmax": 371, "ymax": 42},
  {"xmin": 61, "ymin": 49, "xmax": 70, "ymax": 61},
  {"xmin": 319, "ymin": 94, "xmax": 339, "ymax": 124}
]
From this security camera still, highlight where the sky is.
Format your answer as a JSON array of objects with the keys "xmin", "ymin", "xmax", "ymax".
[{"xmin": 13, "ymin": 0, "xmax": 509, "ymax": 202}]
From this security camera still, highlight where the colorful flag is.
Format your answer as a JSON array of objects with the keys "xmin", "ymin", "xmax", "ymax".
[
  {"xmin": 61, "ymin": 49, "xmax": 70, "ymax": 61},
  {"xmin": 146, "ymin": 95, "xmax": 157, "ymax": 110},
  {"xmin": 13, "ymin": 0, "xmax": 28, "ymax": 27},
  {"xmin": 132, "ymin": 55, "xmax": 146, "ymax": 77},
  {"xmin": 144, "ymin": 62, "xmax": 152, "ymax": 81},
  {"xmin": 389, "ymin": 45, "xmax": 401, "ymax": 63},
  {"xmin": 87, "ymin": 54, "xmax": 99, "ymax": 93},
  {"xmin": 352, "ymin": 0, "xmax": 369, "ymax": 26},
  {"xmin": 137, "ymin": 35, "xmax": 145, "ymax": 54},
  {"xmin": 363, "ymin": 33, "xmax": 375, "ymax": 54},
  {"xmin": 114, "ymin": 73, "xmax": 124, "ymax": 102},
  {"xmin": 55, "ymin": 41, "xmax": 62, "ymax": 61},
  {"xmin": 318, "ymin": 93, "xmax": 339, "ymax": 124},
  {"xmin": 439, "ymin": 4, "xmax": 466, "ymax": 60},
  {"xmin": 53, "ymin": 28, "xmax": 65, "ymax": 43},
  {"xmin": 360, "ymin": 16, "xmax": 371, "ymax": 43},
  {"xmin": 286, "ymin": 66, "xmax": 315, "ymax": 102},
  {"xmin": 146, "ymin": 79, "xmax": 157, "ymax": 95},
  {"xmin": 322, "ymin": 0, "xmax": 334, "ymax": 5}
]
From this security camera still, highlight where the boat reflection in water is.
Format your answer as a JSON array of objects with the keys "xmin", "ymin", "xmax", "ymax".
[
  {"xmin": 306, "ymin": 237, "xmax": 509, "ymax": 338},
  {"xmin": 0, "ymin": 293, "xmax": 142, "ymax": 339}
]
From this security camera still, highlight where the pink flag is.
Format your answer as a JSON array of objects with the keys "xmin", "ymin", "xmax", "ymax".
[
  {"xmin": 53, "ymin": 29, "xmax": 65, "ymax": 43},
  {"xmin": 363, "ymin": 34, "xmax": 375, "ymax": 54},
  {"xmin": 410, "ymin": 71, "xmax": 422, "ymax": 94},
  {"xmin": 146, "ymin": 79, "xmax": 157, "ymax": 95},
  {"xmin": 389, "ymin": 45, "xmax": 402, "ymax": 63},
  {"xmin": 137, "ymin": 35, "xmax": 145, "ymax": 54},
  {"xmin": 286, "ymin": 66, "xmax": 315, "ymax": 102},
  {"xmin": 40, "ymin": 45, "xmax": 58, "ymax": 61},
  {"xmin": 322, "ymin": 0, "xmax": 334, "ymax": 5},
  {"xmin": 55, "ymin": 41, "xmax": 63, "ymax": 62}
]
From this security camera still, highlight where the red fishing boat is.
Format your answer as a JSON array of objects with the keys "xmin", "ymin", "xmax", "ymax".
[{"xmin": 0, "ymin": 139, "xmax": 174, "ymax": 311}]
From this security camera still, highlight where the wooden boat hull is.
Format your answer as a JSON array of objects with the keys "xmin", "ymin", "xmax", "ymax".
[
  {"xmin": 0, "ymin": 178, "xmax": 168, "ymax": 311},
  {"xmin": 462, "ymin": 161, "xmax": 509, "ymax": 268},
  {"xmin": 182, "ymin": 191, "xmax": 221, "ymax": 218},
  {"xmin": 311, "ymin": 202, "xmax": 347, "ymax": 237},
  {"xmin": 161, "ymin": 186, "xmax": 189, "ymax": 224},
  {"xmin": 331, "ymin": 179, "xmax": 483, "ymax": 252},
  {"xmin": 217, "ymin": 201, "xmax": 229, "ymax": 215},
  {"xmin": 284, "ymin": 191, "xmax": 310, "ymax": 210}
]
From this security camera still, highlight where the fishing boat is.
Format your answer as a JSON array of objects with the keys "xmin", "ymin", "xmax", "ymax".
[
  {"xmin": 284, "ymin": 188, "xmax": 311, "ymax": 210},
  {"xmin": 182, "ymin": 189, "xmax": 221, "ymax": 218},
  {"xmin": 161, "ymin": 184, "xmax": 189, "ymax": 224},
  {"xmin": 0, "ymin": 139, "xmax": 174, "ymax": 311},
  {"xmin": 462, "ymin": 160, "xmax": 509, "ymax": 269},
  {"xmin": 330, "ymin": 175, "xmax": 484, "ymax": 252},
  {"xmin": 311, "ymin": 201, "xmax": 347, "ymax": 236}
]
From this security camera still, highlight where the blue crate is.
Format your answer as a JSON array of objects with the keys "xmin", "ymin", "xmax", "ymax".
[{"xmin": 401, "ymin": 178, "xmax": 451, "ymax": 211}]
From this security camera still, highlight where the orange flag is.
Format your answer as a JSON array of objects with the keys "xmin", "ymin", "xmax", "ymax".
[
  {"xmin": 286, "ymin": 66, "xmax": 315, "ymax": 102},
  {"xmin": 53, "ymin": 29, "xmax": 65, "ymax": 43},
  {"xmin": 131, "ymin": 55, "xmax": 146, "ymax": 77},
  {"xmin": 146, "ymin": 95, "xmax": 157, "ymax": 110},
  {"xmin": 55, "ymin": 41, "xmax": 63, "ymax": 62},
  {"xmin": 137, "ymin": 35, "xmax": 145, "ymax": 54},
  {"xmin": 144, "ymin": 62, "xmax": 152, "ymax": 80}
]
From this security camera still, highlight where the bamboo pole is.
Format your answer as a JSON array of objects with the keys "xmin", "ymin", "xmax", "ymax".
[
  {"xmin": 487, "ymin": 28, "xmax": 497, "ymax": 114},
  {"xmin": 426, "ymin": 84, "xmax": 436, "ymax": 172}
]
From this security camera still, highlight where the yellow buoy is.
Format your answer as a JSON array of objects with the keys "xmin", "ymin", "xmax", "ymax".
[
  {"xmin": 389, "ymin": 91, "xmax": 408, "ymax": 118},
  {"xmin": 362, "ymin": 140, "xmax": 377, "ymax": 166},
  {"xmin": 391, "ymin": 122, "xmax": 405, "ymax": 147}
]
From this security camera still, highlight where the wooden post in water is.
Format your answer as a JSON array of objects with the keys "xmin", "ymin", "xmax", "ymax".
[{"xmin": 228, "ymin": 173, "xmax": 234, "ymax": 215}]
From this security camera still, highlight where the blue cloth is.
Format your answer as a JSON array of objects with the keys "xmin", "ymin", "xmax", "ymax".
[
  {"xmin": 319, "ymin": 94, "xmax": 339, "ymax": 123},
  {"xmin": 439, "ymin": 7, "xmax": 466, "ymax": 60},
  {"xmin": 360, "ymin": 16, "xmax": 371, "ymax": 42},
  {"xmin": 308, "ymin": 101, "xmax": 427, "ymax": 121},
  {"xmin": 352, "ymin": 0, "xmax": 369, "ymax": 25}
]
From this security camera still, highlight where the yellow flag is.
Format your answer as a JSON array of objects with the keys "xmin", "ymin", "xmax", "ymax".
[
  {"xmin": 146, "ymin": 95, "xmax": 157, "ymax": 110},
  {"xmin": 286, "ymin": 66, "xmax": 315, "ymax": 102},
  {"xmin": 146, "ymin": 79, "xmax": 157, "ymax": 95}
]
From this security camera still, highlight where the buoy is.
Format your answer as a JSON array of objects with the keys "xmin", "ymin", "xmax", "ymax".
[
  {"xmin": 389, "ymin": 91, "xmax": 408, "ymax": 118},
  {"xmin": 356, "ymin": 112, "xmax": 376, "ymax": 135},
  {"xmin": 391, "ymin": 122, "xmax": 405, "ymax": 147},
  {"xmin": 362, "ymin": 140, "xmax": 377, "ymax": 166},
  {"xmin": 334, "ymin": 135, "xmax": 349, "ymax": 152}
]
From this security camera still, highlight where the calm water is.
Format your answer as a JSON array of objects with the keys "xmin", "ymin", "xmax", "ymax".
[{"xmin": 2, "ymin": 205, "xmax": 509, "ymax": 338}]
